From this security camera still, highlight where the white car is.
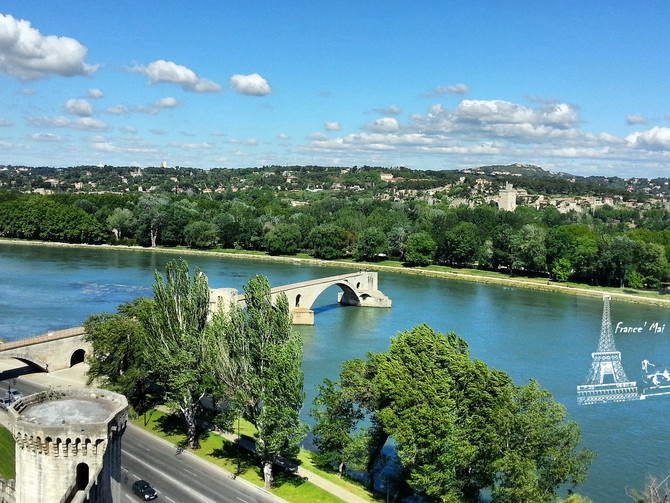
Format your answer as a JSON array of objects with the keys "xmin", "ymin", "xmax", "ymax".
[{"xmin": 7, "ymin": 389, "xmax": 23, "ymax": 402}]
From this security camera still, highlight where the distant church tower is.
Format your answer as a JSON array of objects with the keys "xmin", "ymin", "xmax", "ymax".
[
  {"xmin": 9, "ymin": 388, "xmax": 128, "ymax": 503},
  {"xmin": 498, "ymin": 182, "xmax": 518, "ymax": 211}
]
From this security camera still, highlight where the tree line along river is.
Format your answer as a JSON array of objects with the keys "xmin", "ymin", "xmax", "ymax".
[{"xmin": 1, "ymin": 242, "xmax": 669, "ymax": 502}]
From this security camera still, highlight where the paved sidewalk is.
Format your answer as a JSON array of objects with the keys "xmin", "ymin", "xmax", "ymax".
[{"xmin": 0, "ymin": 360, "xmax": 371, "ymax": 503}]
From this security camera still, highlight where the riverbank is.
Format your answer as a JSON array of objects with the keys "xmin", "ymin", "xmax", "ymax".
[{"xmin": 3, "ymin": 238, "xmax": 670, "ymax": 308}]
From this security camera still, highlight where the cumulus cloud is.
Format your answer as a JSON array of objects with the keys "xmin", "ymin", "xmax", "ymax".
[
  {"xmin": 626, "ymin": 114, "xmax": 648, "ymax": 125},
  {"xmin": 0, "ymin": 118, "xmax": 12, "ymax": 127},
  {"xmin": 307, "ymin": 132, "xmax": 328, "ymax": 141},
  {"xmin": 92, "ymin": 142, "xmax": 157, "ymax": 154},
  {"xmin": 129, "ymin": 60, "xmax": 221, "ymax": 92},
  {"xmin": 374, "ymin": 105, "xmax": 402, "ymax": 116},
  {"xmin": 277, "ymin": 133, "xmax": 290, "ymax": 140},
  {"xmin": 366, "ymin": 117, "xmax": 400, "ymax": 133},
  {"xmin": 324, "ymin": 121, "xmax": 341, "ymax": 131},
  {"xmin": 65, "ymin": 98, "xmax": 94, "ymax": 117},
  {"xmin": 169, "ymin": 142, "xmax": 214, "ymax": 149},
  {"xmin": 625, "ymin": 127, "xmax": 670, "ymax": 150},
  {"xmin": 230, "ymin": 73, "xmax": 272, "ymax": 96},
  {"xmin": 106, "ymin": 104, "xmax": 158, "ymax": 115},
  {"xmin": 31, "ymin": 132, "xmax": 63, "ymax": 142},
  {"xmin": 88, "ymin": 88, "xmax": 103, "ymax": 99},
  {"xmin": 421, "ymin": 84, "xmax": 469, "ymax": 98},
  {"xmin": 226, "ymin": 138, "xmax": 259, "ymax": 146},
  {"xmin": 0, "ymin": 14, "xmax": 99, "ymax": 80},
  {"xmin": 155, "ymin": 97, "xmax": 178, "ymax": 108},
  {"xmin": 28, "ymin": 115, "xmax": 107, "ymax": 131}
]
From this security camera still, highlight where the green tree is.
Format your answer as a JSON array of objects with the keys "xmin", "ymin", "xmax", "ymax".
[
  {"xmin": 313, "ymin": 324, "xmax": 594, "ymax": 502},
  {"xmin": 184, "ymin": 220, "xmax": 219, "ymax": 249},
  {"xmin": 354, "ymin": 227, "xmax": 388, "ymax": 262},
  {"xmin": 139, "ymin": 259, "xmax": 213, "ymax": 449},
  {"xmin": 265, "ymin": 222, "xmax": 302, "ymax": 255},
  {"xmin": 83, "ymin": 299, "xmax": 152, "ymax": 409},
  {"xmin": 308, "ymin": 223, "xmax": 350, "ymax": 259},
  {"xmin": 552, "ymin": 258, "xmax": 573, "ymax": 282},
  {"xmin": 310, "ymin": 378, "xmax": 367, "ymax": 477},
  {"xmin": 404, "ymin": 232, "xmax": 436, "ymax": 266},
  {"xmin": 209, "ymin": 275, "xmax": 306, "ymax": 488},
  {"xmin": 438, "ymin": 221, "xmax": 482, "ymax": 266}
]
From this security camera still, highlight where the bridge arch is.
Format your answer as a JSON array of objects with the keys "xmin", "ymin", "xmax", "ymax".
[
  {"xmin": 291, "ymin": 280, "xmax": 362, "ymax": 311},
  {"xmin": 70, "ymin": 348, "xmax": 86, "ymax": 367},
  {"xmin": 0, "ymin": 353, "xmax": 49, "ymax": 372}
]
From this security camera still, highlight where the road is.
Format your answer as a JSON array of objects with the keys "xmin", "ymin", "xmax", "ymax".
[{"xmin": 1, "ymin": 367, "xmax": 282, "ymax": 503}]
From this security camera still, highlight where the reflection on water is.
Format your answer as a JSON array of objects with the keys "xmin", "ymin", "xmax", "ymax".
[{"xmin": 1, "ymin": 243, "xmax": 669, "ymax": 502}]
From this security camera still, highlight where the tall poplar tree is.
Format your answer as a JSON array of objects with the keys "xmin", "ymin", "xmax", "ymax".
[
  {"xmin": 140, "ymin": 258, "xmax": 212, "ymax": 449},
  {"xmin": 210, "ymin": 275, "xmax": 306, "ymax": 489}
]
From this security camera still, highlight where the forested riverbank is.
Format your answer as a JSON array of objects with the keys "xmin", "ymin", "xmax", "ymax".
[{"xmin": 2, "ymin": 237, "xmax": 669, "ymax": 307}]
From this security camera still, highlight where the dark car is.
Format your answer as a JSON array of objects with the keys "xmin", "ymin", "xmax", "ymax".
[
  {"xmin": 132, "ymin": 480, "xmax": 158, "ymax": 500},
  {"xmin": 0, "ymin": 396, "xmax": 11, "ymax": 410}
]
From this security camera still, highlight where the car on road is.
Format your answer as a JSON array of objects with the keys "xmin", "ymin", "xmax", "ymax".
[
  {"xmin": 7, "ymin": 389, "xmax": 23, "ymax": 402},
  {"xmin": 0, "ymin": 396, "xmax": 11, "ymax": 410},
  {"xmin": 132, "ymin": 480, "xmax": 158, "ymax": 500}
]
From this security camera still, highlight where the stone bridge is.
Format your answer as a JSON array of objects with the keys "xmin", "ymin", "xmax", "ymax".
[
  {"xmin": 212, "ymin": 270, "xmax": 392, "ymax": 324},
  {"xmin": 0, "ymin": 327, "xmax": 89, "ymax": 373},
  {"xmin": 0, "ymin": 271, "xmax": 390, "ymax": 373}
]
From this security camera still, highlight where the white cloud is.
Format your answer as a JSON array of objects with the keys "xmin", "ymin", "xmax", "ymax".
[
  {"xmin": 19, "ymin": 88, "xmax": 36, "ymax": 95},
  {"xmin": 106, "ymin": 104, "xmax": 158, "ymax": 115},
  {"xmin": 375, "ymin": 105, "xmax": 402, "ymax": 116},
  {"xmin": 626, "ymin": 114, "xmax": 648, "ymax": 125},
  {"xmin": 626, "ymin": 127, "xmax": 670, "ymax": 150},
  {"xmin": 227, "ymin": 138, "xmax": 259, "ymax": 146},
  {"xmin": 107, "ymin": 105, "xmax": 129, "ymax": 115},
  {"xmin": 277, "ymin": 133, "xmax": 290, "ymax": 140},
  {"xmin": 0, "ymin": 118, "xmax": 12, "ymax": 127},
  {"xmin": 0, "ymin": 14, "xmax": 99, "ymax": 80},
  {"xmin": 121, "ymin": 126, "xmax": 137, "ymax": 134},
  {"xmin": 71, "ymin": 117, "xmax": 108, "ymax": 131},
  {"xmin": 155, "ymin": 97, "xmax": 178, "ymax": 108},
  {"xmin": 230, "ymin": 73, "xmax": 272, "ymax": 96},
  {"xmin": 169, "ymin": 142, "xmax": 214, "ymax": 149},
  {"xmin": 65, "ymin": 98, "xmax": 94, "ymax": 117},
  {"xmin": 92, "ymin": 142, "xmax": 157, "ymax": 154},
  {"xmin": 307, "ymin": 132, "xmax": 328, "ymax": 141},
  {"xmin": 28, "ymin": 115, "xmax": 107, "ymax": 131},
  {"xmin": 129, "ymin": 60, "xmax": 221, "ymax": 92},
  {"xmin": 421, "ymin": 84, "xmax": 469, "ymax": 97},
  {"xmin": 324, "ymin": 121, "xmax": 341, "ymax": 131},
  {"xmin": 88, "ymin": 89, "xmax": 104, "ymax": 99},
  {"xmin": 31, "ymin": 132, "xmax": 63, "ymax": 142},
  {"xmin": 366, "ymin": 117, "xmax": 399, "ymax": 133}
]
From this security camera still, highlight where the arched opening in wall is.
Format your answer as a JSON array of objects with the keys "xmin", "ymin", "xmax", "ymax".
[
  {"xmin": 70, "ymin": 349, "xmax": 86, "ymax": 367},
  {"xmin": 76, "ymin": 463, "xmax": 89, "ymax": 490},
  {"xmin": 295, "ymin": 294, "xmax": 301, "ymax": 307}
]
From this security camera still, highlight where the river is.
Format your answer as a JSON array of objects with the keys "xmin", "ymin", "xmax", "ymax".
[{"xmin": 1, "ymin": 242, "xmax": 669, "ymax": 502}]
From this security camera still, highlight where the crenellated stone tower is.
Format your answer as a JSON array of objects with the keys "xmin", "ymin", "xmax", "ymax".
[{"xmin": 8, "ymin": 388, "xmax": 128, "ymax": 503}]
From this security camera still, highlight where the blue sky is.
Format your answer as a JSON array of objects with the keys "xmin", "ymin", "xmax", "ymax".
[{"xmin": 0, "ymin": 1, "xmax": 668, "ymax": 177}]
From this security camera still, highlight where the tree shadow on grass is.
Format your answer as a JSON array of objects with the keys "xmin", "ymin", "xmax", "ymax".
[
  {"xmin": 210, "ymin": 440, "xmax": 257, "ymax": 475},
  {"xmin": 154, "ymin": 413, "xmax": 210, "ymax": 450},
  {"xmin": 274, "ymin": 465, "xmax": 308, "ymax": 489}
]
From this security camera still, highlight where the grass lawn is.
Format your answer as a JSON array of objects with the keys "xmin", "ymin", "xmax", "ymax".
[
  {"xmin": 0, "ymin": 425, "xmax": 15, "ymax": 480},
  {"xmin": 132, "ymin": 410, "xmax": 347, "ymax": 503}
]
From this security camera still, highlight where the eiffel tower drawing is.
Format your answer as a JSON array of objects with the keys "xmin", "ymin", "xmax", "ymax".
[{"xmin": 577, "ymin": 294, "xmax": 639, "ymax": 405}]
